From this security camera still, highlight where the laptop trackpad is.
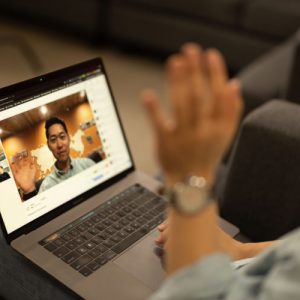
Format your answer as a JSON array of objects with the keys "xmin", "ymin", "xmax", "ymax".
[{"xmin": 113, "ymin": 231, "xmax": 165, "ymax": 290}]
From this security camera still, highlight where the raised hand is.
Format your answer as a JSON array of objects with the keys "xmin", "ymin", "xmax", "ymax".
[
  {"xmin": 12, "ymin": 156, "xmax": 37, "ymax": 194},
  {"xmin": 143, "ymin": 44, "xmax": 243, "ymax": 185}
]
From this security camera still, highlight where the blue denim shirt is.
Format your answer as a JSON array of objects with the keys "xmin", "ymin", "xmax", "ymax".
[{"xmin": 150, "ymin": 228, "xmax": 300, "ymax": 300}]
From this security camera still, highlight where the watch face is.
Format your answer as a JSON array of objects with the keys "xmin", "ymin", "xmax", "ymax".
[{"xmin": 173, "ymin": 183, "xmax": 210, "ymax": 215}]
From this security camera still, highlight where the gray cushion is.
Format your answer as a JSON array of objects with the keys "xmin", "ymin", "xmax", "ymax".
[
  {"xmin": 112, "ymin": 0, "xmax": 243, "ymax": 26},
  {"xmin": 237, "ymin": 30, "xmax": 300, "ymax": 116},
  {"xmin": 0, "ymin": 0, "xmax": 105, "ymax": 35},
  {"xmin": 220, "ymin": 100, "xmax": 300, "ymax": 241},
  {"xmin": 243, "ymin": 0, "xmax": 300, "ymax": 39}
]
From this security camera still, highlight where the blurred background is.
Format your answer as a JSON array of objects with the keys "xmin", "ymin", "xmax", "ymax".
[{"xmin": 1, "ymin": 0, "xmax": 300, "ymax": 177}]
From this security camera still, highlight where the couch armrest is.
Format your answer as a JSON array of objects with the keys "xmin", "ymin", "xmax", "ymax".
[{"xmin": 219, "ymin": 100, "xmax": 300, "ymax": 241}]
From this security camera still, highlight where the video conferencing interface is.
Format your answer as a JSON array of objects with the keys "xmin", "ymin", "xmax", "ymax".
[{"xmin": 0, "ymin": 66, "xmax": 132, "ymax": 234}]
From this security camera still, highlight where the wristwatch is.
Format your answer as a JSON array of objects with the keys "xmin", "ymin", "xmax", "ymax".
[{"xmin": 163, "ymin": 175, "xmax": 213, "ymax": 215}]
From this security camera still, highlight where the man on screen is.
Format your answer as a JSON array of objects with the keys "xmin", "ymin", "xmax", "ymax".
[{"xmin": 13, "ymin": 117, "xmax": 95, "ymax": 200}]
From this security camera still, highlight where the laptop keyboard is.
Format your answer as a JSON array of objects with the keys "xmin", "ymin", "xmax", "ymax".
[{"xmin": 39, "ymin": 184, "xmax": 166, "ymax": 277}]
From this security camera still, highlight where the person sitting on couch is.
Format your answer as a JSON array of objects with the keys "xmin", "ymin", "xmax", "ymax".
[{"xmin": 143, "ymin": 43, "xmax": 300, "ymax": 300}]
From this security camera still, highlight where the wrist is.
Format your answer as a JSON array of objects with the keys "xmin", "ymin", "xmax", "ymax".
[
  {"xmin": 23, "ymin": 185, "xmax": 36, "ymax": 194},
  {"xmin": 165, "ymin": 170, "xmax": 215, "ymax": 187},
  {"xmin": 163, "ymin": 174, "xmax": 214, "ymax": 216}
]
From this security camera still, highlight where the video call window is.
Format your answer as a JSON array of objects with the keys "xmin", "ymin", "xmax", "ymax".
[{"xmin": 0, "ymin": 91, "xmax": 106, "ymax": 201}]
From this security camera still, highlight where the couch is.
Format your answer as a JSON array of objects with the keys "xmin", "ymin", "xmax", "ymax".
[
  {"xmin": 1, "ymin": 0, "xmax": 300, "ymax": 71},
  {"xmin": 219, "ymin": 100, "xmax": 300, "ymax": 242}
]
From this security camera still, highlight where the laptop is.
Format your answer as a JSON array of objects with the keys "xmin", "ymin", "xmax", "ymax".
[{"xmin": 0, "ymin": 58, "xmax": 239, "ymax": 300}]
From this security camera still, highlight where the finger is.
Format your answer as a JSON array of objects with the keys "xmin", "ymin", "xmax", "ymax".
[
  {"xmin": 206, "ymin": 49, "xmax": 229, "ymax": 119},
  {"xmin": 224, "ymin": 80, "xmax": 244, "ymax": 129},
  {"xmin": 157, "ymin": 222, "xmax": 168, "ymax": 232},
  {"xmin": 142, "ymin": 89, "xmax": 167, "ymax": 135},
  {"xmin": 219, "ymin": 80, "xmax": 243, "ymax": 146},
  {"xmin": 167, "ymin": 54, "xmax": 193, "ymax": 129},
  {"xmin": 155, "ymin": 229, "xmax": 168, "ymax": 246},
  {"xmin": 181, "ymin": 43, "xmax": 209, "ymax": 124}
]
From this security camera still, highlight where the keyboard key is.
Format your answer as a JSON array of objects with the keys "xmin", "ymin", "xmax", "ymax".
[
  {"xmin": 137, "ymin": 217, "xmax": 147, "ymax": 225},
  {"xmin": 91, "ymin": 215, "xmax": 101, "ymax": 223},
  {"xmin": 84, "ymin": 241, "xmax": 96, "ymax": 250},
  {"xmin": 126, "ymin": 215, "xmax": 135, "ymax": 222},
  {"xmin": 138, "ymin": 207, "xmax": 147, "ymax": 214},
  {"xmin": 124, "ymin": 226, "xmax": 134, "ymax": 234},
  {"xmin": 96, "ymin": 245, "xmax": 108, "ymax": 253},
  {"xmin": 53, "ymin": 246, "xmax": 69, "ymax": 258},
  {"xmin": 87, "ymin": 261, "xmax": 101, "ymax": 271},
  {"xmin": 91, "ymin": 236, "xmax": 103, "ymax": 244},
  {"xmin": 118, "ymin": 231, "xmax": 128, "ymax": 239},
  {"xmin": 98, "ymin": 232, "xmax": 108, "ymax": 240},
  {"xmin": 71, "ymin": 254, "xmax": 93, "ymax": 270},
  {"xmin": 88, "ymin": 228, "xmax": 99, "ymax": 235},
  {"xmin": 147, "ymin": 219, "xmax": 158, "ymax": 230},
  {"xmin": 88, "ymin": 248, "xmax": 102, "ymax": 258},
  {"xmin": 76, "ymin": 224, "xmax": 88, "ymax": 232},
  {"xmin": 95, "ymin": 224, "xmax": 106, "ymax": 231},
  {"xmin": 81, "ymin": 232, "xmax": 94, "ymax": 240},
  {"xmin": 65, "ymin": 241, "xmax": 77, "ymax": 250},
  {"xmin": 110, "ymin": 235, "xmax": 122, "ymax": 244},
  {"xmin": 44, "ymin": 243, "xmax": 57, "ymax": 252},
  {"xmin": 53, "ymin": 238, "xmax": 64, "ymax": 247},
  {"xmin": 62, "ymin": 251, "xmax": 80, "ymax": 264},
  {"xmin": 95, "ymin": 256, "xmax": 108, "ymax": 266},
  {"xmin": 112, "ymin": 223, "xmax": 122, "ymax": 230},
  {"xmin": 109, "ymin": 215, "xmax": 119, "ymax": 222},
  {"xmin": 143, "ymin": 213, "xmax": 154, "ymax": 221},
  {"xmin": 131, "ymin": 221, "xmax": 141, "ymax": 229},
  {"xmin": 97, "ymin": 211, "xmax": 107, "ymax": 219},
  {"xmin": 77, "ymin": 247, "xmax": 88, "ymax": 255},
  {"xmin": 129, "ymin": 203, "xmax": 138, "ymax": 209},
  {"xmin": 103, "ymin": 219, "xmax": 113, "ymax": 227},
  {"xmin": 116, "ymin": 211, "xmax": 126, "ymax": 218},
  {"xmin": 79, "ymin": 267, "xmax": 93, "ymax": 277},
  {"xmin": 112, "ymin": 228, "xmax": 149, "ymax": 254},
  {"xmin": 74, "ymin": 237, "xmax": 85, "ymax": 245},
  {"xmin": 105, "ymin": 227, "xmax": 116, "ymax": 236},
  {"xmin": 69, "ymin": 229, "xmax": 80, "ymax": 237},
  {"xmin": 120, "ymin": 219, "xmax": 130, "ymax": 226},
  {"xmin": 123, "ymin": 207, "xmax": 132, "ymax": 213},
  {"xmin": 61, "ymin": 233, "xmax": 72, "ymax": 242},
  {"xmin": 132, "ymin": 210, "xmax": 142, "ymax": 217},
  {"xmin": 104, "ymin": 250, "xmax": 117, "ymax": 260},
  {"xmin": 103, "ymin": 240, "xmax": 114, "ymax": 248},
  {"xmin": 83, "ymin": 220, "xmax": 93, "ymax": 227}
]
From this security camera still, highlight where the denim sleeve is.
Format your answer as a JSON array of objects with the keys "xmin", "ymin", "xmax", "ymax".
[
  {"xmin": 150, "ymin": 229, "xmax": 300, "ymax": 300},
  {"xmin": 149, "ymin": 253, "xmax": 237, "ymax": 300}
]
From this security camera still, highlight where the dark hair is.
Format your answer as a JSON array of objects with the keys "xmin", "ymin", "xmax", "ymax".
[{"xmin": 45, "ymin": 117, "xmax": 68, "ymax": 139}]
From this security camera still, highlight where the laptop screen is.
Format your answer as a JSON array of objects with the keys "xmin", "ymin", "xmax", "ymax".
[{"xmin": 0, "ymin": 59, "xmax": 133, "ymax": 235}]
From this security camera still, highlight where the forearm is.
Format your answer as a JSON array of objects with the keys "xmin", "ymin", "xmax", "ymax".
[
  {"xmin": 165, "ymin": 202, "xmax": 220, "ymax": 276},
  {"xmin": 216, "ymin": 222, "xmax": 275, "ymax": 260},
  {"xmin": 239, "ymin": 241, "xmax": 275, "ymax": 258}
]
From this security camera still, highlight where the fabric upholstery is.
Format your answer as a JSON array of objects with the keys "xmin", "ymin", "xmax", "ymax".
[{"xmin": 220, "ymin": 100, "xmax": 300, "ymax": 241}]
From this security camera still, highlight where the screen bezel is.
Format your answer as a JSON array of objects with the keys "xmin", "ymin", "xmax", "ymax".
[{"xmin": 0, "ymin": 58, "xmax": 135, "ymax": 244}]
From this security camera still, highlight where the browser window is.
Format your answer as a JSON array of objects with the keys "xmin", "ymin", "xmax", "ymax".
[{"xmin": 0, "ymin": 67, "xmax": 132, "ymax": 234}]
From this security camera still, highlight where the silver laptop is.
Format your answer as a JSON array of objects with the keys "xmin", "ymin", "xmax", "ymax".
[{"xmin": 0, "ymin": 58, "xmax": 239, "ymax": 300}]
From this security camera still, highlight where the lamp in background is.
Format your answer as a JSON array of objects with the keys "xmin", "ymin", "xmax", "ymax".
[{"xmin": 40, "ymin": 105, "xmax": 48, "ymax": 115}]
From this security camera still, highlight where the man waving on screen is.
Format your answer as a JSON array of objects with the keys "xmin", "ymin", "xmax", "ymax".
[{"xmin": 13, "ymin": 117, "xmax": 95, "ymax": 200}]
